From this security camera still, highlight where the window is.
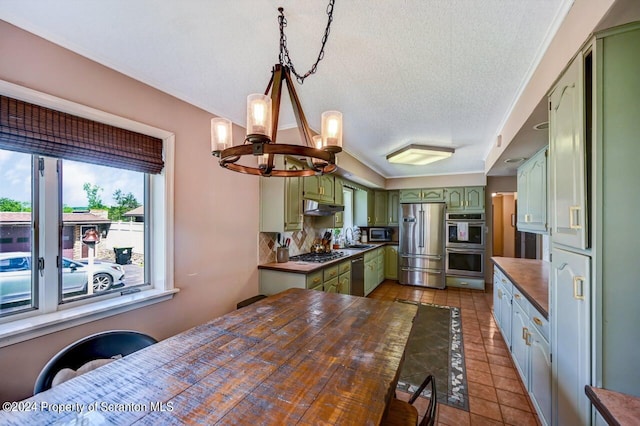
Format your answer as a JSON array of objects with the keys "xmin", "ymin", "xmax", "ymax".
[{"xmin": 0, "ymin": 86, "xmax": 175, "ymax": 346}]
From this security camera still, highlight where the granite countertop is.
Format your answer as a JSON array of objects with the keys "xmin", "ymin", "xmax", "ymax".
[
  {"xmin": 586, "ymin": 386, "xmax": 640, "ymax": 426},
  {"xmin": 259, "ymin": 242, "xmax": 395, "ymax": 274},
  {"xmin": 491, "ymin": 256, "xmax": 549, "ymax": 318}
]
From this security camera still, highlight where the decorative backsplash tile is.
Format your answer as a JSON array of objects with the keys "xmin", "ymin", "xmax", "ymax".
[{"xmin": 259, "ymin": 216, "xmax": 336, "ymax": 264}]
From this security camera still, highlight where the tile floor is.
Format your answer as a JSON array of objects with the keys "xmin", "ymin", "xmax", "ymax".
[{"xmin": 369, "ymin": 281, "xmax": 541, "ymax": 426}]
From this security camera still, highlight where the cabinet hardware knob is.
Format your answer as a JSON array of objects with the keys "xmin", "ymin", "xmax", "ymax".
[
  {"xmin": 514, "ymin": 294, "xmax": 521, "ymax": 299},
  {"xmin": 533, "ymin": 317, "xmax": 543, "ymax": 326},
  {"xmin": 522, "ymin": 327, "xmax": 528, "ymax": 340}
]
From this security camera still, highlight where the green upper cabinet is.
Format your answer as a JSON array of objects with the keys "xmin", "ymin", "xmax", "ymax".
[
  {"xmin": 399, "ymin": 189, "xmax": 422, "ymax": 202},
  {"xmin": 334, "ymin": 177, "xmax": 344, "ymax": 205},
  {"xmin": 373, "ymin": 191, "xmax": 388, "ymax": 226},
  {"xmin": 549, "ymin": 52, "xmax": 588, "ymax": 250},
  {"xmin": 260, "ymin": 157, "xmax": 303, "ymax": 232},
  {"xmin": 445, "ymin": 186, "xmax": 485, "ymax": 211},
  {"xmin": 303, "ymin": 174, "xmax": 334, "ymax": 204},
  {"xmin": 399, "ymin": 188, "xmax": 445, "ymax": 203},
  {"xmin": 367, "ymin": 189, "xmax": 374, "ymax": 226},
  {"xmin": 422, "ymin": 188, "xmax": 445, "ymax": 202},
  {"xmin": 387, "ymin": 190, "xmax": 400, "ymax": 226},
  {"xmin": 517, "ymin": 147, "xmax": 548, "ymax": 234}
]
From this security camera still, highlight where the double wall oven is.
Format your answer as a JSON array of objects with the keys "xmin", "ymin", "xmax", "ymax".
[{"xmin": 445, "ymin": 213, "xmax": 485, "ymax": 278}]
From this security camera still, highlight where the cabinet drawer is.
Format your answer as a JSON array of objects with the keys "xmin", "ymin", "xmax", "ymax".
[
  {"xmin": 338, "ymin": 260, "xmax": 351, "ymax": 275},
  {"xmin": 306, "ymin": 271, "xmax": 323, "ymax": 289},
  {"xmin": 446, "ymin": 276, "xmax": 485, "ymax": 290},
  {"xmin": 530, "ymin": 308, "xmax": 549, "ymax": 342},
  {"xmin": 512, "ymin": 286, "xmax": 530, "ymax": 315},
  {"xmin": 323, "ymin": 265, "xmax": 340, "ymax": 282},
  {"xmin": 364, "ymin": 250, "xmax": 378, "ymax": 263},
  {"xmin": 498, "ymin": 270, "xmax": 513, "ymax": 295}
]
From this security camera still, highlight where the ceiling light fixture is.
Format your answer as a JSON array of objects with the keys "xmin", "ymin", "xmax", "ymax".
[
  {"xmin": 211, "ymin": 1, "xmax": 341, "ymax": 177},
  {"xmin": 386, "ymin": 144, "xmax": 455, "ymax": 166}
]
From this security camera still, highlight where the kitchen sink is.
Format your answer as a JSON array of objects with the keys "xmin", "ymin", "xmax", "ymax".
[{"xmin": 346, "ymin": 244, "xmax": 375, "ymax": 249}]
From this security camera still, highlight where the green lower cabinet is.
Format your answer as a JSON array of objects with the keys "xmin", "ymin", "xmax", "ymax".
[
  {"xmin": 324, "ymin": 276, "xmax": 339, "ymax": 293},
  {"xmin": 364, "ymin": 253, "xmax": 377, "ymax": 296},
  {"xmin": 376, "ymin": 248, "xmax": 384, "ymax": 285},
  {"xmin": 385, "ymin": 245, "xmax": 398, "ymax": 280},
  {"xmin": 337, "ymin": 272, "xmax": 350, "ymax": 295},
  {"xmin": 306, "ymin": 270, "xmax": 324, "ymax": 290}
]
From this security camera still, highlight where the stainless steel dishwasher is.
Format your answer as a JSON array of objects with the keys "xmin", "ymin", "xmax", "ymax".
[{"xmin": 350, "ymin": 256, "xmax": 365, "ymax": 296}]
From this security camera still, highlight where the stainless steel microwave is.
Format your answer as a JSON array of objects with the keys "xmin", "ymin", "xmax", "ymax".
[{"xmin": 369, "ymin": 228, "xmax": 392, "ymax": 242}]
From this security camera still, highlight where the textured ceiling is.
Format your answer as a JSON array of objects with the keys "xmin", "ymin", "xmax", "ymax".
[{"xmin": 0, "ymin": 0, "xmax": 572, "ymax": 178}]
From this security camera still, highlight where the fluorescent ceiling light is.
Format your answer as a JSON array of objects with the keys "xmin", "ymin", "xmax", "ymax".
[{"xmin": 386, "ymin": 144, "xmax": 455, "ymax": 165}]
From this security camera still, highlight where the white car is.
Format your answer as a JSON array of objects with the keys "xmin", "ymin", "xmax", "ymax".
[{"xmin": 0, "ymin": 252, "xmax": 125, "ymax": 305}]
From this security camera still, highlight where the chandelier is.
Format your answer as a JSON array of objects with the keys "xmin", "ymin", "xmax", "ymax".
[{"xmin": 211, "ymin": 2, "xmax": 342, "ymax": 177}]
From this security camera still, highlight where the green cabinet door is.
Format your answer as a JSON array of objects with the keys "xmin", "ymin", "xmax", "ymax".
[
  {"xmin": 465, "ymin": 186, "xmax": 485, "ymax": 211},
  {"xmin": 517, "ymin": 148, "xmax": 547, "ymax": 234},
  {"xmin": 385, "ymin": 245, "xmax": 398, "ymax": 280},
  {"xmin": 445, "ymin": 187, "xmax": 465, "ymax": 211},
  {"xmin": 422, "ymin": 188, "xmax": 445, "ymax": 202},
  {"xmin": 549, "ymin": 53, "xmax": 587, "ymax": 250},
  {"xmin": 284, "ymin": 161, "xmax": 303, "ymax": 231},
  {"xmin": 319, "ymin": 175, "xmax": 335, "ymax": 203},
  {"xmin": 337, "ymin": 272, "xmax": 350, "ymax": 295},
  {"xmin": 324, "ymin": 276, "xmax": 339, "ymax": 293},
  {"xmin": 376, "ymin": 248, "xmax": 384, "ymax": 285},
  {"xmin": 334, "ymin": 177, "xmax": 344, "ymax": 205},
  {"xmin": 367, "ymin": 189, "xmax": 374, "ymax": 226},
  {"xmin": 364, "ymin": 257, "xmax": 377, "ymax": 295},
  {"xmin": 303, "ymin": 175, "xmax": 322, "ymax": 201},
  {"xmin": 387, "ymin": 191, "xmax": 400, "ymax": 226},
  {"xmin": 399, "ymin": 189, "xmax": 422, "ymax": 202},
  {"xmin": 373, "ymin": 191, "xmax": 388, "ymax": 226}
]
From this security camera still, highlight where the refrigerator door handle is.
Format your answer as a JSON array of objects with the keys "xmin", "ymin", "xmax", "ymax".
[
  {"xmin": 400, "ymin": 267, "xmax": 443, "ymax": 274},
  {"xmin": 419, "ymin": 210, "xmax": 425, "ymax": 248},
  {"xmin": 401, "ymin": 254, "xmax": 442, "ymax": 260}
]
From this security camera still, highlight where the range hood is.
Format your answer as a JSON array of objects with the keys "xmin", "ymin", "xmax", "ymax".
[{"xmin": 303, "ymin": 200, "xmax": 344, "ymax": 216}]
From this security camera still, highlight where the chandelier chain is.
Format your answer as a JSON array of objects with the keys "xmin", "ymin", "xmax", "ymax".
[{"xmin": 278, "ymin": 0, "xmax": 335, "ymax": 84}]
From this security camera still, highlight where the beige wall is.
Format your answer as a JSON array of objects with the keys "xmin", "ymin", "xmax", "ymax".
[
  {"xmin": 0, "ymin": 21, "xmax": 260, "ymax": 401},
  {"xmin": 386, "ymin": 173, "xmax": 486, "ymax": 190}
]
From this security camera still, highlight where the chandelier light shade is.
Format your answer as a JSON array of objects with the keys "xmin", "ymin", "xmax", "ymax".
[
  {"xmin": 210, "ymin": 117, "xmax": 232, "ymax": 152},
  {"xmin": 246, "ymin": 94, "xmax": 272, "ymax": 141},
  {"xmin": 211, "ymin": 2, "xmax": 341, "ymax": 177},
  {"xmin": 321, "ymin": 111, "xmax": 343, "ymax": 151},
  {"xmin": 387, "ymin": 144, "xmax": 455, "ymax": 166}
]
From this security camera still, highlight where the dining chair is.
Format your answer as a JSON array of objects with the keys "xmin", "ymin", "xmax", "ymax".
[
  {"xmin": 33, "ymin": 330, "xmax": 157, "ymax": 394},
  {"xmin": 383, "ymin": 375, "xmax": 437, "ymax": 426}
]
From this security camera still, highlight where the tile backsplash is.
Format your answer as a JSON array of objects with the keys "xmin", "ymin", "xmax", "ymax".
[{"xmin": 259, "ymin": 216, "xmax": 336, "ymax": 264}]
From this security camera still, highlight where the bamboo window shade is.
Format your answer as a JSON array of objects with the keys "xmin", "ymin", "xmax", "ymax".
[{"xmin": 0, "ymin": 95, "xmax": 164, "ymax": 174}]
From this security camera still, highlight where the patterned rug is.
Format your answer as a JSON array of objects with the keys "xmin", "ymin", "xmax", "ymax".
[{"xmin": 395, "ymin": 299, "xmax": 469, "ymax": 411}]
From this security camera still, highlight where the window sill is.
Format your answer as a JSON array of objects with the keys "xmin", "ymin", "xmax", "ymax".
[{"xmin": 0, "ymin": 288, "xmax": 179, "ymax": 348}]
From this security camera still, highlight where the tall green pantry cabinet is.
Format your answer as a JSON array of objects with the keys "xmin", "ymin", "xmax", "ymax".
[{"xmin": 549, "ymin": 22, "xmax": 640, "ymax": 426}]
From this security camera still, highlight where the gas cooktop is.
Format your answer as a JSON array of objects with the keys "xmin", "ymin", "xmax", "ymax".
[{"xmin": 289, "ymin": 251, "xmax": 346, "ymax": 263}]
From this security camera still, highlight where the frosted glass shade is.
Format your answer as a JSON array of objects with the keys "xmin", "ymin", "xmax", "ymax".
[
  {"xmin": 210, "ymin": 117, "xmax": 232, "ymax": 152},
  {"xmin": 247, "ymin": 94, "xmax": 272, "ymax": 138},
  {"xmin": 321, "ymin": 111, "xmax": 342, "ymax": 149}
]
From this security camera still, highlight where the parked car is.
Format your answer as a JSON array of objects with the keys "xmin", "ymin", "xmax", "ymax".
[{"xmin": 0, "ymin": 252, "xmax": 125, "ymax": 305}]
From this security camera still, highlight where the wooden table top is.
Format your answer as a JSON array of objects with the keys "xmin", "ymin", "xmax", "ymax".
[
  {"xmin": 491, "ymin": 257, "xmax": 549, "ymax": 318},
  {"xmin": 2, "ymin": 289, "xmax": 417, "ymax": 425}
]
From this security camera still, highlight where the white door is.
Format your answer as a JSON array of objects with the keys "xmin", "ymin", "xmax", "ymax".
[{"xmin": 552, "ymin": 248, "xmax": 591, "ymax": 426}]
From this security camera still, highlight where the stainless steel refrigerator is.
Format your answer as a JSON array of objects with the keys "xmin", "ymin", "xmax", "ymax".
[{"xmin": 399, "ymin": 203, "xmax": 446, "ymax": 288}]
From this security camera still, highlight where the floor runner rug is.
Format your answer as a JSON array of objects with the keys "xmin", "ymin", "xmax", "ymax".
[{"xmin": 395, "ymin": 299, "xmax": 469, "ymax": 411}]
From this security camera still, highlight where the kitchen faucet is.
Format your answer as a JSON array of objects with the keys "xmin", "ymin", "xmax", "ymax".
[{"xmin": 344, "ymin": 227, "xmax": 354, "ymax": 246}]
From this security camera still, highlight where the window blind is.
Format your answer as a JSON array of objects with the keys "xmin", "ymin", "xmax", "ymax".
[{"xmin": 0, "ymin": 95, "xmax": 164, "ymax": 174}]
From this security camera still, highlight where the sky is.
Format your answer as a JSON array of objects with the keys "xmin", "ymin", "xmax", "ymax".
[{"xmin": 0, "ymin": 149, "xmax": 144, "ymax": 208}]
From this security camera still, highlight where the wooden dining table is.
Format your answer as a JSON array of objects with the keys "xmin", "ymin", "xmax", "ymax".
[{"xmin": 1, "ymin": 288, "xmax": 418, "ymax": 425}]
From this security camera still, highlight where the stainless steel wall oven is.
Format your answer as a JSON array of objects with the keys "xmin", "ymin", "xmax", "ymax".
[{"xmin": 445, "ymin": 248, "xmax": 485, "ymax": 278}]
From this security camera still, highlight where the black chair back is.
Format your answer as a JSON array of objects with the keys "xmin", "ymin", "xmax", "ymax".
[{"xmin": 34, "ymin": 330, "xmax": 157, "ymax": 394}]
